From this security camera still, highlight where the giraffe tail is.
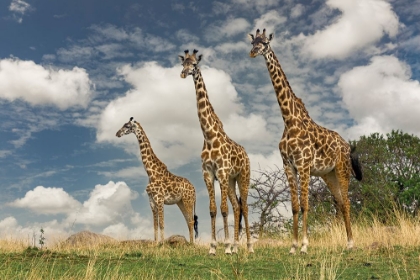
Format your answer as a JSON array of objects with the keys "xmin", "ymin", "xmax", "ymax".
[
  {"xmin": 194, "ymin": 200, "xmax": 198, "ymax": 239},
  {"xmin": 350, "ymin": 144, "xmax": 363, "ymax": 181}
]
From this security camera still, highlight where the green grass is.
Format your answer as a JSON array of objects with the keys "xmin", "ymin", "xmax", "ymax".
[
  {"xmin": 1, "ymin": 212, "xmax": 420, "ymax": 279},
  {"xmin": 0, "ymin": 243, "xmax": 419, "ymax": 279}
]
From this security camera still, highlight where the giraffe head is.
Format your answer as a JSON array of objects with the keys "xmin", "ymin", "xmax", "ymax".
[
  {"xmin": 116, "ymin": 117, "xmax": 137, "ymax": 138},
  {"xmin": 248, "ymin": 28, "xmax": 273, "ymax": 58},
  {"xmin": 179, "ymin": 49, "xmax": 202, "ymax": 78}
]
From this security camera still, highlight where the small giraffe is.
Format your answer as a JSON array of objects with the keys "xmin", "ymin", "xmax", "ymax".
[
  {"xmin": 179, "ymin": 50, "xmax": 254, "ymax": 255},
  {"xmin": 248, "ymin": 29, "xmax": 362, "ymax": 254},
  {"xmin": 116, "ymin": 117, "xmax": 198, "ymax": 243}
]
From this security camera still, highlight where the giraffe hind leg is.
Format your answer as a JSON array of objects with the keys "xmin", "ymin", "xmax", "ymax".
[
  {"xmin": 227, "ymin": 178, "xmax": 240, "ymax": 254},
  {"xmin": 219, "ymin": 176, "xmax": 232, "ymax": 254},
  {"xmin": 203, "ymin": 171, "xmax": 217, "ymax": 255},
  {"xmin": 284, "ymin": 164, "xmax": 300, "ymax": 254},
  {"xmin": 298, "ymin": 169, "xmax": 311, "ymax": 254},
  {"xmin": 237, "ymin": 171, "xmax": 254, "ymax": 253},
  {"xmin": 321, "ymin": 169, "xmax": 353, "ymax": 249},
  {"xmin": 177, "ymin": 200, "xmax": 195, "ymax": 243}
]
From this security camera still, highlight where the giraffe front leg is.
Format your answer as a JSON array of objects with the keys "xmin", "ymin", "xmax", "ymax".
[
  {"xmin": 203, "ymin": 171, "xmax": 217, "ymax": 255},
  {"xmin": 148, "ymin": 195, "xmax": 159, "ymax": 243},
  {"xmin": 157, "ymin": 201, "xmax": 165, "ymax": 243}
]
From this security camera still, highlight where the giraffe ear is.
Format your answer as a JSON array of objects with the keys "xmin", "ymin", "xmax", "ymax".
[
  {"xmin": 178, "ymin": 55, "xmax": 185, "ymax": 63},
  {"xmin": 197, "ymin": 54, "xmax": 202, "ymax": 62},
  {"xmin": 248, "ymin": 33, "xmax": 254, "ymax": 42},
  {"xmin": 268, "ymin": 33, "xmax": 274, "ymax": 41}
]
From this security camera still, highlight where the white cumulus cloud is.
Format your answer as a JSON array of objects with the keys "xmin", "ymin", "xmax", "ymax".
[
  {"xmin": 0, "ymin": 58, "xmax": 94, "ymax": 110},
  {"xmin": 302, "ymin": 0, "xmax": 399, "ymax": 59},
  {"xmin": 231, "ymin": 0, "xmax": 280, "ymax": 13},
  {"xmin": 102, "ymin": 221, "xmax": 154, "ymax": 240},
  {"xmin": 252, "ymin": 10, "xmax": 287, "ymax": 34},
  {"xmin": 66, "ymin": 181, "xmax": 138, "ymax": 226},
  {"xmin": 94, "ymin": 61, "xmax": 273, "ymax": 168},
  {"xmin": 205, "ymin": 17, "xmax": 251, "ymax": 42},
  {"xmin": 9, "ymin": 0, "xmax": 31, "ymax": 23},
  {"xmin": 8, "ymin": 186, "xmax": 82, "ymax": 214},
  {"xmin": 338, "ymin": 55, "xmax": 420, "ymax": 139},
  {"xmin": 249, "ymin": 149, "xmax": 283, "ymax": 178},
  {"xmin": 4, "ymin": 181, "xmax": 148, "ymax": 243},
  {"xmin": 291, "ymin": 4, "xmax": 305, "ymax": 18},
  {"xmin": 0, "ymin": 216, "xmax": 71, "ymax": 245}
]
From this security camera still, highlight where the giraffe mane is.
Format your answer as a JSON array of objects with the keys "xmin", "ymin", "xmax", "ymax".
[{"xmin": 295, "ymin": 97, "xmax": 311, "ymax": 118}]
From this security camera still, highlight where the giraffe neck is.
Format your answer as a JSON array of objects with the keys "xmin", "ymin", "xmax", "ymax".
[
  {"xmin": 133, "ymin": 122, "xmax": 168, "ymax": 178},
  {"xmin": 193, "ymin": 68, "xmax": 225, "ymax": 141},
  {"xmin": 263, "ymin": 50, "xmax": 310, "ymax": 125}
]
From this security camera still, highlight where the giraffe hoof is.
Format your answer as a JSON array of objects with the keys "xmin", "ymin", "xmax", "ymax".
[
  {"xmin": 300, "ymin": 247, "xmax": 308, "ymax": 254},
  {"xmin": 224, "ymin": 243, "xmax": 232, "ymax": 254},
  {"xmin": 225, "ymin": 249, "xmax": 232, "ymax": 255},
  {"xmin": 347, "ymin": 240, "xmax": 354, "ymax": 250},
  {"xmin": 232, "ymin": 243, "xmax": 239, "ymax": 254},
  {"xmin": 289, "ymin": 248, "xmax": 296, "ymax": 255},
  {"xmin": 209, "ymin": 248, "xmax": 216, "ymax": 255}
]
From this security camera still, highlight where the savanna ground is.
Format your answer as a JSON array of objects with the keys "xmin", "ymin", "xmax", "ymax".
[{"xmin": 1, "ymin": 212, "xmax": 419, "ymax": 280}]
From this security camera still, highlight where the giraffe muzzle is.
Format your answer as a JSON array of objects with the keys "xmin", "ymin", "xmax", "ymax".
[
  {"xmin": 249, "ymin": 52, "xmax": 258, "ymax": 58},
  {"xmin": 180, "ymin": 72, "xmax": 187, "ymax": 79}
]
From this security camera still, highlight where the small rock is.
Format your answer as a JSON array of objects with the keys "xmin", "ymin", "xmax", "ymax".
[
  {"xmin": 367, "ymin": 242, "xmax": 383, "ymax": 250},
  {"xmin": 63, "ymin": 231, "xmax": 116, "ymax": 247},
  {"xmin": 165, "ymin": 235, "xmax": 188, "ymax": 247}
]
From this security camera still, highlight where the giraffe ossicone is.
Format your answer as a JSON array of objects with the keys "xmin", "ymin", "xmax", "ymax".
[
  {"xmin": 116, "ymin": 117, "xmax": 198, "ymax": 244},
  {"xmin": 179, "ymin": 50, "xmax": 254, "ymax": 255},
  {"xmin": 249, "ymin": 29, "xmax": 363, "ymax": 254}
]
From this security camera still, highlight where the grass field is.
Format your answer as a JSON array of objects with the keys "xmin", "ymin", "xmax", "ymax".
[{"xmin": 1, "ymin": 213, "xmax": 419, "ymax": 279}]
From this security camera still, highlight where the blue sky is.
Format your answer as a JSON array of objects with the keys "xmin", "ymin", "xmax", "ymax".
[{"xmin": 0, "ymin": 0, "xmax": 419, "ymax": 244}]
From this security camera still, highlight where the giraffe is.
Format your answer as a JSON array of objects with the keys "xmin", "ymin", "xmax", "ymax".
[
  {"xmin": 248, "ymin": 29, "xmax": 363, "ymax": 254},
  {"xmin": 179, "ymin": 49, "xmax": 254, "ymax": 255},
  {"xmin": 116, "ymin": 117, "xmax": 198, "ymax": 243}
]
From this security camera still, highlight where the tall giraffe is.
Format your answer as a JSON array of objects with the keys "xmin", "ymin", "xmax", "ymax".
[
  {"xmin": 248, "ymin": 29, "xmax": 362, "ymax": 254},
  {"xmin": 179, "ymin": 50, "xmax": 254, "ymax": 255},
  {"xmin": 116, "ymin": 117, "xmax": 198, "ymax": 243}
]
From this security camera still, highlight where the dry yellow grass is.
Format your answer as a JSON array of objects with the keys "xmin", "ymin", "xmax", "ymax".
[
  {"xmin": 1, "ymin": 211, "xmax": 419, "ymax": 254},
  {"xmin": 0, "ymin": 237, "xmax": 29, "ymax": 252},
  {"xmin": 0, "ymin": 210, "xmax": 418, "ymax": 280}
]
